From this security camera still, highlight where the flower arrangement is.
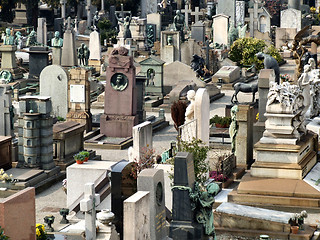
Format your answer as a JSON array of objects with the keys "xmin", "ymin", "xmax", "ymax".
[
  {"xmin": 280, "ymin": 74, "xmax": 291, "ymax": 82},
  {"xmin": 310, "ymin": 6, "xmax": 316, "ymax": 13},
  {"xmin": 74, "ymin": 153, "xmax": 85, "ymax": 164},
  {"xmin": 209, "ymin": 171, "xmax": 229, "ymax": 182},
  {"xmin": 0, "ymin": 226, "xmax": 9, "ymax": 240},
  {"xmin": 80, "ymin": 151, "xmax": 90, "ymax": 162},
  {"xmin": 0, "ymin": 169, "xmax": 13, "ymax": 183},
  {"xmin": 210, "ymin": 115, "xmax": 231, "ymax": 128},
  {"xmin": 36, "ymin": 224, "xmax": 47, "ymax": 240}
]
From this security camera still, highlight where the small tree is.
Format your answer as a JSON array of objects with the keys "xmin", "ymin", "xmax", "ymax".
[{"xmin": 171, "ymin": 100, "xmax": 187, "ymax": 131}]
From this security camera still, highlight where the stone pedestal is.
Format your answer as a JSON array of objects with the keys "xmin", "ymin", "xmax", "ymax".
[
  {"xmin": 0, "ymin": 45, "xmax": 23, "ymax": 79},
  {"xmin": 52, "ymin": 47, "xmax": 62, "ymax": 65},
  {"xmin": 0, "ymin": 136, "xmax": 12, "ymax": 170},
  {"xmin": 67, "ymin": 68, "xmax": 92, "ymax": 132},
  {"xmin": 28, "ymin": 46, "xmax": 50, "ymax": 79},
  {"xmin": 88, "ymin": 59, "xmax": 102, "ymax": 72},
  {"xmin": 252, "ymin": 132, "xmax": 317, "ymax": 179},
  {"xmin": 160, "ymin": 31, "xmax": 181, "ymax": 64},
  {"xmin": 100, "ymin": 52, "xmax": 138, "ymax": 138},
  {"xmin": 235, "ymin": 105, "xmax": 254, "ymax": 169}
]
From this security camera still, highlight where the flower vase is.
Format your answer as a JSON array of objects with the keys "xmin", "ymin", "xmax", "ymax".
[
  {"xmin": 291, "ymin": 226, "xmax": 299, "ymax": 234},
  {"xmin": 84, "ymin": 157, "xmax": 88, "ymax": 162},
  {"xmin": 76, "ymin": 160, "xmax": 84, "ymax": 164}
]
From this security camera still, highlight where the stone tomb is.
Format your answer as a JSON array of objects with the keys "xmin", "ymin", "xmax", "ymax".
[
  {"xmin": 137, "ymin": 169, "xmax": 166, "ymax": 240},
  {"xmin": 0, "ymin": 188, "xmax": 36, "ymax": 240},
  {"xmin": 0, "ymin": 84, "xmax": 13, "ymax": 137},
  {"xmin": 67, "ymin": 68, "xmax": 92, "ymax": 133},
  {"xmin": 139, "ymin": 56, "xmax": 165, "ymax": 97},
  {"xmin": 169, "ymin": 152, "xmax": 203, "ymax": 239},
  {"xmin": 160, "ymin": 31, "xmax": 181, "ymax": 64},
  {"xmin": 212, "ymin": 14, "xmax": 229, "ymax": 46},
  {"xmin": 191, "ymin": 21, "xmax": 205, "ymax": 43},
  {"xmin": 131, "ymin": 121, "xmax": 152, "ymax": 162},
  {"xmin": 111, "ymin": 161, "xmax": 137, "ymax": 238},
  {"xmin": 40, "ymin": 65, "xmax": 69, "ymax": 119},
  {"xmin": 88, "ymin": 30, "xmax": 102, "ymax": 72},
  {"xmin": 280, "ymin": 8, "xmax": 301, "ymax": 31},
  {"xmin": 28, "ymin": 46, "xmax": 50, "ymax": 80},
  {"xmin": 123, "ymin": 191, "xmax": 150, "ymax": 240},
  {"xmin": 53, "ymin": 121, "xmax": 85, "ymax": 170},
  {"xmin": 212, "ymin": 66, "xmax": 241, "ymax": 83},
  {"xmin": 100, "ymin": 49, "xmax": 138, "ymax": 138},
  {"xmin": 0, "ymin": 136, "xmax": 12, "ymax": 170}
]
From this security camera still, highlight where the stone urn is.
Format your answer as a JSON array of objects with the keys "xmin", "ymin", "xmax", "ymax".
[{"xmin": 97, "ymin": 209, "xmax": 115, "ymax": 226}]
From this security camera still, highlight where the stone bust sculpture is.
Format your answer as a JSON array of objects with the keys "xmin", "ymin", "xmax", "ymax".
[
  {"xmin": 185, "ymin": 89, "xmax": 196, "ymax": 123},
  {"xmin": 51, "ymin": 31, "xmax": 63, "ymax": 47},
  {"xmin": 3, "ymin": 28, "xmax": 14, "ymax": 45}
]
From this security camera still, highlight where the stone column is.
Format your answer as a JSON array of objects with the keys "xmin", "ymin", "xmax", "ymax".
[
  {"xmin": 60, "ymin": 0, "xmax": 66, "ymax": 19},
  {"xmin": 86, "ymin": 0, "xmax": 92, "ymax": 28},
  {"xmin": 253, "ymin": 69, "xmax": 274, "ymax": 144},
  {"xmin": 235, "ymin": 105, "xmax": 254, "ymax": 169}
]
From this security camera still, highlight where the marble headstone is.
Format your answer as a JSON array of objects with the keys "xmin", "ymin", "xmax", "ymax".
[
  {"xmin": 40, "ymin": 65, "xmax": 69, "ymax": 118},
  {"xmin": 280, "ymin": 8, "xmax": 301, "ymax": 31},
  {"xmin": 212, "ymin": 14, "xmax": 229, "ymax": 46},
  {"xmin": 191, "ymin": 21, "xmax": 205, "ymax": 43},
  {"xmin": 89, "ymin": 30, "xmax": 101, "ymax": 61}
]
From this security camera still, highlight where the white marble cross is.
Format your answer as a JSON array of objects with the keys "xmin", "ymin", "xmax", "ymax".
[
  {"xmin": 181, "ymin": 5, "xmax": 192, "ymax": 27},
  {"xmin": 80, "ymin": 183, "xmax": 100, "ymax": 240},
  {"xmin": 191, "ymin": 7, "xmax": 203, "ymax": 23}
]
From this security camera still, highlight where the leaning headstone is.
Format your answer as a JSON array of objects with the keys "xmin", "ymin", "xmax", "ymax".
[
  {"xmin": 111, "ymin": 161, "xmax": 137, "ymax": 238},
  {"xmin": 191, "ymin": 21, "xmax": 205, "ymax": 43},
  {"xmin": 137, "ymin": 169, "xmax": 166, "ymax": 240},
  {"xmin": 194, "ymin": 88, "xmax": 210, "ymax": 146},
  {"xmin": 61, "ymin": 17, "xmax": 77, "ymax": 67},
  {"xmin": 123, "ymin": 191, "xmax": 150, "ymax": 240},
  {"xmin": 280, "ymin": 8, "xmax": 301, "ymax": 31},
  {"xmin": 212, "ymin": 14, "xmax": 230, "ymax": 46},
  {"xmin": 80, "ymin": 183, "xmax": 100, "ymax": 240},
  {"xmin": 40, "ymin": 65, "xmax": 69, "ymax": 119},
  {"xmin": 169, "ymin": 152, "xmax": 203, "ymax": 239},
  {"xmin": 37, "ymin": 17, "xmax": 47, "ymax": 45},
  {"xmin": 0, "ymin": 84, "xmax": 13, "ymax": 136},
  {"xmin": 132, "ymin": 121, "xmax": 152, "ymax": 161}
]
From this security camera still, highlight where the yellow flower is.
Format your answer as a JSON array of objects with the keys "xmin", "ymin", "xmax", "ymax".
[{"xmin": 256, "ymin": 113, "xmax": 259, "ymax": 121}]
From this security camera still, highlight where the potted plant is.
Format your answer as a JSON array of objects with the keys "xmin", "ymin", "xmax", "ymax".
[
  {"xmin": 210, "ymin": 115, "xmax": 231, "ymax": 128},
  {"xmin": 80, "ymin": 151, "xmax": 90, "ymax": 162},
  {"xmin": 74, "ymin": 153, "xmax": 85, "ymax": 164}
]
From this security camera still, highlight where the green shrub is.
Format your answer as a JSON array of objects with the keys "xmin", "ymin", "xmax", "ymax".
[{"xmin": 210, "ymin": 115, "xmax": 231, "ymax": 126}]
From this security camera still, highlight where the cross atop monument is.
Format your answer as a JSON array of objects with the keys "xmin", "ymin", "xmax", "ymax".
[
  {"xmin": 80, "ymin": 183, "xmax": 100, "ymax": 240},
  {"xmin": 181, "ymin": 5, "xmax": 192, "ymax": 27},
  {"xmin": 191, "ymin": 7, "xmax": 204, "ymax": 23}
]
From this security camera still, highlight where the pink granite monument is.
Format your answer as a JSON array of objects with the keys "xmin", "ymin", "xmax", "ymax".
[{"xmin": 100, "ymin": 47, "xmax": 138, "ymax": 137}]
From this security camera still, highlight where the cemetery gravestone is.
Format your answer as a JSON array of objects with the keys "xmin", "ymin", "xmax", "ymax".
[
  {"xmin": 88, "ymin": 30, "xmax": 102, "ymax": 72},
  {"xmin": 28, "ymin": 46, "xmax": 50, "ymax": 79},
  {"xmin": 67, "ymin": 68, "xmax": 92, "ymax": 132},
  {"xmin": 191, "ymin": 21, "xmax": 205, "ymax": 43},
  {"xmin": 132, "ymin": 121, "xmax": 152, "ymax": 161},
  {"xmin": 160, "ymin": 31, "xmax": 181, "ymax": 63},
  {"xmin": 275, "ymin": 28, "xmax": 297, "ymax": 49},
  {"xmin": 37, "ymin": 18, "xmax": 47, "ymax": 45},
  {"xmin": 212, "ymin": 14, "xmax": 230, "ymax": 46},
  {"xmin": 280, "ymin": 8, "xmax": 301, "ymax": 31},
  {"xmin": 0, "ymin": 84, "xmax": 13, "ymax": 136},
  {"xmin": 194, "ymin": 88, "xmax": 210, "ymax": 146},
  {"xmin": 40, "ymin": 65, "xmax": 69, "ymax": 119},
  {"xmin": 236, "ymin": 1, "xmax": 245, "ymax": 27},
  {"xmin": 138, "ymin": 169, "xmax": 166, "ymax": 240},
  {"xmin": 217, "ymin": 0, "xmax": 236, "ymax": 25},
  {"xmin": 146, "ymin": 24, "xmax": 156, "ymax": 48},
  {"xmin": 61, "ymin": 17, "xmax": 77, "ymax": 67},
  {"xmin": 123, "ymin": 191, "xmax": 150, "ymax": 240},
  {"xmin": 212, "ymin": 66, "xmax": 240, "ymax": 83},
  {"xmin": 100, "ymin": 48, "xmax": 138, "ymax": 138},
  {"xmin": 169, "ymin": 152, "xmax": 203, "ymax": 239},
  {"xmin": 111, "ymin": 161, "xmax": 137, "ymax": 240},
  {"xmin": 147, "ymin": 13, "xmax": 161, "ymax": 40},
  {"xmin": 80, "ymin": 183, "xmax": 100, "ymax": 240}
]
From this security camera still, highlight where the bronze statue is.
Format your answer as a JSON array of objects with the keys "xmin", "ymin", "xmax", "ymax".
[
  {"xmin": 116, "ymin": 13, "xmax": 132, "ymax": 40},
  {"xmin": 51, "ymin": 31, "xmax": 63, "ymax": 47},
  {"xmin": 3, "ymin": 28, "xmax": 14, "ymax": 45},
  {"xmin": 77, "ymin": 43, "xmax": 90, "ymax": 66},
  {"xmin": 173, "ymin": 10, "xmax": 185, "ymax": 41}
]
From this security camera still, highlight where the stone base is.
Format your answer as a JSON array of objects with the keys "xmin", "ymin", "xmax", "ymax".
[
  {"xmin": 88, "ymin": 59, "xmax": 102, "ymax": 72},
  {"xmin": 253, "ymin": 121, "xmax": 265, "ymax": 145},
  {"xmin": 100, "ymin": 114, "xmax": 138, "ymax": 138},
  {"xmin": 252, "ymin": 133, "xmax": 318, "ymax": 179},
  {"xmin": 66, "ymin": 111, "xmax": 92, "ymax": 133},
  {"xmin": 169, "ymin": 221, "xmax": 203, "ymax": 240},
  {"xmin": 229, "ymin": 172, "xmax": 320, "ymax": 208},
  {"xmin": 84, "ymin": 134, "xmax": 133, "ymax": 150}
]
